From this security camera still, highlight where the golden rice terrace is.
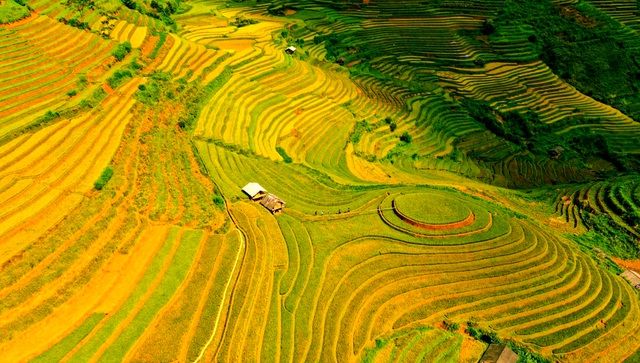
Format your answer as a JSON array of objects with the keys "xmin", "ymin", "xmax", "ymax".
[{"xmin": 0, "ymin": 0, "xmax": 639, "ymax": 361}]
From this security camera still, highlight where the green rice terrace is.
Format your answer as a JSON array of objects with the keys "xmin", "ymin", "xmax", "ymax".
[{"xmin": 0, "ymin": 0, "xmax": 639, "ymax": 362}]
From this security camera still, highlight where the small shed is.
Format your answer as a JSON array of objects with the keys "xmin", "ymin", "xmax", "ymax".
[
  {"xmin": 260, "ymin": 193, "xmax": 285, "ymax": 214},
  {"xmin": 242, "ymin": 182, "xmax": 267, "ymax": 200},
  {"xmin": 621, "ymin": 270, "xmax": 640, "ymax": 289},
  {"xmin": 480, "ymin": 344, "xmax": 518, "ymax": 363},
  {"xmin": 285, "ymin": 46, "xmax": 297, "ymax": 54}
]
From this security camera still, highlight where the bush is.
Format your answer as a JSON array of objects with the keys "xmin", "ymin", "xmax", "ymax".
[
  {"xmin": 67, "ymin": 89, "xmax": 77, "ymax": 97},
  {"xmin": 94, "ymin": 166, "xmax": 114, "ymax": 190},
  {"xmin": 212, "ymin": 195, "xmax": 225, "ymax": 209},
  {"xmin": 230, "ymin": 16, "xmax": 258, "ymax": 27},
  {"xmin": 400, "ymin": 132, "xmax": 412, "ymax": 143},
  {"xmin": 276, "ymin": 146, "xmax": 293, "ymax": 163},
  {"xmin": 120, "ymin": 0, "xmax": 136, "ymax": 10},
  {"xmin": 112, "ymin": 41, "xmax": 132, "ymax": 61},
  {"xmin": 443, "ymin": 319, "xmax": 459, "ymax": 332},
  {"xmin": 59, "ymin": 17, "xmax": 90, "ymax": 29},
  {"xmin": 107, "ymin": 69, "xmax": 133, "ymax": 89}
]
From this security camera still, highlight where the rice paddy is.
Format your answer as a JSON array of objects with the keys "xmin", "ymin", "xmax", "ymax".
[{"xmin": 1, "ymin": 0, "xmax": 639, "ymax": 362}]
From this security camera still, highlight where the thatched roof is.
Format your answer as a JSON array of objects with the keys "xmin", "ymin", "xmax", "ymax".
[
  {"xmin": 480, "ymin": 344, "xmax": 518, "ymax": 363},
  {"xmin": 260, "ymin": 193, "xmax": 285, "ymax": 213},
  {"xmin": 621, "ymin": 270, "xmax": 640, "ymax": 288}
]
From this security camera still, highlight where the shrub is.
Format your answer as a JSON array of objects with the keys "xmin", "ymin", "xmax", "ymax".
[
  {"xmin": 112, "ymin": 41, "xmax": 132, "ymax": 61},
  {"xmin": 400, "ymin": 132, "xmax": 412, "ymax": 143},
  {"xmin": 67, "ymin": 89, "xmax": 77, "ymax": 97},
  {"xmin": 389, "ymin": 122, "xmax": 397, "ymax": 132},
  {"xmin": 59, "ymin": 17, "xmax": 90, "ymax": 29},
  {"xmin": 212, "ymin": 195, "xmax": 225, "ymax": 209},
  {"xmin": 230, "ymin": 16, "xmax": 258, "ymax": 27},
  {"xmin": 276, "ymin": 146, "xmax": 293, "ymax": 163},
  {"xmin": 43, "ymin": 110, "xmax": 61, "ymax": 122},
  {"xmin": 120, "ymin": 0, "xmax": 136, "ymax": 10},
  {"xmin": 107, "ymin": 69, "xmax": 133, "ymax": 89},
  {"xmin": 443, "ymin": 319, "xmax": 459, "ymax": 332},
  {"xmin": 94, "ymin": 166, "xmax": 114, "ymax": 190}
]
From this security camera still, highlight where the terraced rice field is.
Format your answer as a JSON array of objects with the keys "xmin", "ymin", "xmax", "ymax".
[{"xmin": 1, "ymin": 0, "xmax": 639, "ymax": 362}]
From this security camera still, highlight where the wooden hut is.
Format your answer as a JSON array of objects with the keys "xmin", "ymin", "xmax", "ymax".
[
  {"xmin": 260, "ymin": 193, "xmax": 285, "ymax": 214},
  {"xmin": 285, "ymin": 46, "xmax": 297, "ymax": 54},
  {"xmin": 242, "ymin": 182, "xmax": 267, "ymax": 200},
  {"xmin": 621, "ymin": 270, "xmax": 640, "ymax": 289},
  {"xmin": 480, "ymin": 344, "xmax": 518, "ymax": 363}
]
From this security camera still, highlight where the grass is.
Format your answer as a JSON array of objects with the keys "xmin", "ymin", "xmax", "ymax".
[
  {"xmin": 32, "ymin": 314, "xmax": 104, "ymax": 363},
  {"xmin": 97, "ymin": 230, "xmax": 202, "ymax": 362},
  {"xmin": 68, "ymin": 227, "xmax": 180, "ymax": 362},
  {"xmin": 112, "ymin": 41, "xmax": 132, "ymax": 61},
  {"xmin": 3, "ymin": 1, "xmax": 640, "ymax": 362},
  {"xmin": 0, "ymin": 0, "xmax": 29, "ymax": 23}
]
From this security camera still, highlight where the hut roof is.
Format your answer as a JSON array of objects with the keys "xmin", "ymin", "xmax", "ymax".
[
  {"xmin": 260, "ymin": 193, "xmax": 285, "ymax": 213},
  {"xmin": 480, "ymin": 344, "xmax": 518, "ymax": 363},
  {"xmin": 242, "ymin": 182, "xmax": 266, "ymax": 198},
  {"xmin": 621, "ymin": 270, "xmax": 640, "ymax": 288}
]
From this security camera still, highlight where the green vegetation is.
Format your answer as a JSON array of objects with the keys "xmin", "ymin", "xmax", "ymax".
[
  {"xmin": 0, "ymin": 0, "xmax": 29, "ymax": 23},
  {"xmin": 32, "ymin": 314, "xmax": 104, "ymax": 363},
  {"xmin": 507, "ymin": 342, "xmax": 551, "ymax": 363},
  {"xmin": 94, "ymin": 166, "xmax": 114, "ymax": 190},
  {"xmin": 399, "ymin": 131, "xmax": 412, "ymax": 144},
  {"xmin": 443, "ymin": 319, "xmax": 459, "ymax": 332},
  {"xmin": 275, "ymin": 146, "xmax": 292, "ymax": 163},
  {"xmin": 572, "ymin": 213, "xmax": 639, "ymax": 259},
  {"xmin": 487, "ymin": 0, "xmax": 640, "ymax": 121},
  {"xmin": 349, "ymin": 120, "xmax": 371, "ymax": 144},
  {"xmin": 58, "ymin": 17, "xmax": 90, "ymax": 29},
  {"xmin": 212, "ymin": 194, "xmax": 225, "ymax": 209},
  {"xmin": 149, "ymin": 32, "xmax": 167, "ymax": 59},
  {"xmin": 112, "ymin": 41, "xmax": 132, "ymax": 61},
  {"xmin": 230, "ymin": 16, "xmax": 258, "ymax": 27}
]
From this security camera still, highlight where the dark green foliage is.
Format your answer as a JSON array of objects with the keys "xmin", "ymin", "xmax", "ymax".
[
  {"xmin": 94, "ymin": 167, "xmax": 114, "ymax": 190},
  {"xmin": 64, "ymin": 0, "xmax": 95, "ymax": 11},
  {"xmin": 276, "ymin": 146, "xmax": 293, "ymax": 163},
  {"xmin": 136, "ymin": 72, "xmax": 171, "ymax": 105},
  {"xmin": 212, "ymin": 194, "xmax": 225, "ymax": 209},
  {"xmin": 572, "ymin": 212, "xmax": 640, "ymax": 259},
  {"xmin": 383, "ymin": 117, "xmax": 397, "ymax": 132},
  {"xmin": 107, "ymin": 69, "xmax": 133, "ymax": 89},
  {"xmin": 58, "ymin": 17, "xmax": 90, "ymax": 29},
  {"xmin": 443, "ymin": 319, "xmax": 459, "ymax": 332},
  {"xmin": 399, "ymin": 131, "xmax": 412, "ymax": 143},
  {"xmin": 80, "ymin": 87, "xmax": 107, "ymax": 109},
  {"xmin": 43, "ymin": 110, "xmax": 61, "ymax": 122},
  {"xmin": 112, "ymin": 41, "xmax": 132, "ymax": 61},
  {"xmin": 466, "ymin": 323, "xmax": 500, "ymax": 344},
  {"xmin": 121, "ymin": 0, "xmax": 136, "ymax": 10},
  {"xmin": 489, "ymin": 0, "xmax": 640, "ymax": 121},
  {"xmin": 350, "ymin": 120, "xmax": 371, "ymax": 144},
  {"xmin": 460, "ymin": 98, "xmax": 640, "ymax": 172},
  {"xmin": 178, "ymin": 67, "xmax": 232, "ymax": 130},
  {"xmin": 67, "ymin": 89, "xmax": 77, "ymax": 97},
  {"xmin": 139, "ymin": 68, "xmax": 232, "ymax": 132},
  {"xmin": 507, "ymin": 342, "xmax": 550, "ymax": 363},
  {"xmin": 461, "ymin": 98, "xmax": 548, "ymax": 148},
  {"xmin": 624, "ymin": 349, "xmax": 640, "ymax": 363},
  {"xmin": 230, "ymin": 16, "xmax": 258, "ymax": 27},
  {"xmin": 481, "ymin": 19, "xmax": 495, "ymax": 35},
  {"xmin": 149, "ymin": 32, "xmax": 167, "ymax": 59}
]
